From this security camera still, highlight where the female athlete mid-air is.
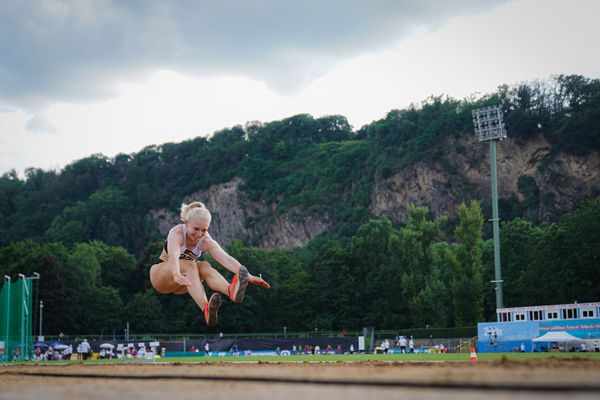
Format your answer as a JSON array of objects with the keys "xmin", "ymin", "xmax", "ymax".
[{"xmin": 150, "ymin": 201, "xmax": 270, "ymax": 326}]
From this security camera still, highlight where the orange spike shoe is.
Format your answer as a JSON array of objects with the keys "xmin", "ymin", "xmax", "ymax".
[
  {"xmin": 204, "ymin": 293, "xmax": 222, "ymax": 326},
  {"xmin": 228, "ymin": 265, "xmax": 249, "ymax": 303}
]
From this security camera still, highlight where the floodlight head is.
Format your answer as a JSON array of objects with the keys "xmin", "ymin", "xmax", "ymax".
[
  {"xmin": 18, "ymin": 273, "xmax": 25, "ymax": 279},
  {"xmin": 472, "ymin": 105, "xmax": 507, "ymax": 142}
]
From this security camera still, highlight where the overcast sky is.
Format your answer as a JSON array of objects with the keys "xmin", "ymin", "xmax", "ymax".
[{"xmin": 1, "ymin": 0, "xmax": 599, "ymax": 174}]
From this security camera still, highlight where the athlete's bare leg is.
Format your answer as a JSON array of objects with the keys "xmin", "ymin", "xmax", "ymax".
[
  {"xmin": 176, "ymin": 260, "xmax": 209, "ymax": 309},
  {"xmin": 150, "ymin": 260, "xmax": 208, "ymax": 309},
  {"xmin": 197, "ymin": 261, "xmax": 230, "ymax": 294},
  {"xmin": 150, "ymin": 261, "xmax": 180, "ymax": 294}
]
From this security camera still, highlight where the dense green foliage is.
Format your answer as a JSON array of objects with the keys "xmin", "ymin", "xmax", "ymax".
[
  {"xmin": 0, "ymin": 75, "xmax": 598, "ymax": 334},
  {"xmin": 483, "ymin": 199, "xmax": 600, "ymax": 311},
  {"xmin": 0, "ymin": 199, "xmax": 598, "ymax": 335}
]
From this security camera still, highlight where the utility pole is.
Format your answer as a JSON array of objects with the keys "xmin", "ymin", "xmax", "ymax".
[{"xmin": 39, "ymin": 301, "xmax": 44, "ymax": 339}]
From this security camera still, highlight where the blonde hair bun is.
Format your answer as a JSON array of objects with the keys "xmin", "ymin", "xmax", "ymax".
[{"xmin": 180, "ymin": 201, "xmax": 211, "ymax": 222}]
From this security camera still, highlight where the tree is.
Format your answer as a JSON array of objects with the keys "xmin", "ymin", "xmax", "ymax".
[
  {"xmin": 123, "ymin": 289, "xmax": 168, "ymax": 333},
  {"xmin": 306, "ymin": 239, "xmax": 356, "ymax": 330},
  {"xmin": 348, "ymin": 218, "xmax": 396, "ymax": 327},
  {"xmin": 92, "ymin": 242, "xmax": 136, "ymax": 300},
  {"xmin": 411, "ymin": 242, "xmax": 453, "ymax": 327},
  {"xmin": 450, "ymin": 201, "xmax": 484, "ymax": 325}
]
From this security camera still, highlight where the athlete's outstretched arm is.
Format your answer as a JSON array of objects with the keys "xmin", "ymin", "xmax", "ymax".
[
  {"xmin": 203, "ymin": 236, "xmax": 241, "ymax": 274},
  {"xmin": 204, "ymin": 235, "xmax": 270, "ymax": 288}
]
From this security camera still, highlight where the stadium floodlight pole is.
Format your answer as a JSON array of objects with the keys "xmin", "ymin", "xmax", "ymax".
[{"xmin": 472, "ymin": 105, "xmax": 507, "ymax": 310}]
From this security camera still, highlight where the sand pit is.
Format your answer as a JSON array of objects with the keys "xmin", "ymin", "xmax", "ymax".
[{"xmin": 1, "ymin": 358, "xmax": 599, "ymax": 400}]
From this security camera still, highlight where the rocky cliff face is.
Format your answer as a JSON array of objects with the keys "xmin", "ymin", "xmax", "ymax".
[
  {"xmin": 371, "ymin": 134, "xmax": 600, "ymax": 222},
  {"xmin": 149, "ymin": 134, "xmax": 599, "ymax": 249},
  {"xmin": 149, "ymin": 177, "xmax": 332, "ymax": 249}
]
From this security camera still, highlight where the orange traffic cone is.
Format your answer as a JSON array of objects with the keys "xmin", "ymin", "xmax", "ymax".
[{"xmin": 469, "ymin": 347, "xmax": 478, "ymax": 361}]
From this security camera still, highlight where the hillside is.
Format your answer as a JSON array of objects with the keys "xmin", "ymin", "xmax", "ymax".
[
  {"xmin": 2, "ymin": 74, "xmax": 597, "ymax": 253},
  {"xmin": 150, "ymin": 131, "xmax": 598, "ymax": 249}
]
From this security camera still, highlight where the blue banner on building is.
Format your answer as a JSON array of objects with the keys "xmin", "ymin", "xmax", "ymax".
[
  {"xmin": 477, "ymin": 319, "xmax": 600, "ymax": 352},
  {"xmin": 539, "ymin": 319, "xmax": 600, "ymax": 339}
]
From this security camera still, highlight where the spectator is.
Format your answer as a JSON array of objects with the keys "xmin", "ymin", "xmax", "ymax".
[
  {"xmin": 99, "ymin": 348, "xmax": 106, "ymax": 359},
  {"xmin": 205, "ymin": 342, "xmax": 210, "ymax": 356},
  {"xmin": 594, "ymin": 341, "xmax": 599, "ymax": 352},
  {"xmin": 409, "ymin": 337, "xmax": 415, "ymax": 353},
  {"xmin": 138, "ymin": 346, "xmax": 146, "ymax": 359},
  {"xmin": 349, "ymin": 344, "xmax": 354, "ymax": 354},
  {"xmin": 326, "ymin": 344, "xmax": 333, "ymax": 354},
  {"xmin": 336, "ymin": 344, "xmax": 342, "ymax": 353},
  {"xmin": 80, "ymin": 339, "xmax": 92, "ymax": 360},
  {"xmin": 399, "ymin": 336, "xmax": 407, "ymax": 354},
  {"xmin": 189, "ymin": 345, "xmax": 196, "ymax": 352},
  {"xmin": 63, "ymin": 345, "xmax": 72, "ymax": 360},
  {"xmin": 13, "ymin": 347, "xmax": 21, "ymax": 361},
  {"xmin": 46, "ymin": 347, "xmax": 54, "ymax": 361},
  {"xmin": 520, "ymin": 343, "xmax": 526, "ymax": 352},
  {"xmin": 232, "ymin": 343, "xmax": 239, "ymax": 356},
  {"xmin": 314, "ymin": 345, "xmax": 320, "ymax": 355}
]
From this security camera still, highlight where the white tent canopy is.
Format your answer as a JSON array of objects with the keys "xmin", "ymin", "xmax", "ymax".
[{"xmin": 532, "ymin": 331, "xmax": 582, "ymax": 342}]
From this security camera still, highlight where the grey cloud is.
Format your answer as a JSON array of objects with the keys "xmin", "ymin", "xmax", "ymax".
[
  {"xmin": 0, "ymin": 0, "xmax": 510, "ymax": 107},
  {"xmin": 25, "ymin": 112, "xmax": 56, "ymax": 134}
]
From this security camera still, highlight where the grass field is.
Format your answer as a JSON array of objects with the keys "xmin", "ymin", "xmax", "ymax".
[
  {"xmin": 10, "ymin": 351, "xmax": 600, "ymax": 364},
  {"xmin": 149, "ymin": 351, "xmax": 600, "ymax": 363}
]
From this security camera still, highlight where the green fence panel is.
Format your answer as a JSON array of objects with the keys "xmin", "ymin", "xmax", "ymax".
[{"xmin": 0, "ymin": 279, "xmax": 33, "ymax": 361}]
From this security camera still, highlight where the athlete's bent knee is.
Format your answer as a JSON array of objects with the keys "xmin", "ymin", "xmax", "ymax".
[
  {"xmin": 180, "ymin": 260, "xmax": 200, "ymax": 279},
  {"xmin": 196, "ymin": 261, "xmax": 211, "ymax": 269}
]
